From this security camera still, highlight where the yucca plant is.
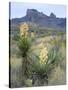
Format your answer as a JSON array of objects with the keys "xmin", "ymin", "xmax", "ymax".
[
  {"xmin": 31, "ymin": 44, "xmax": 63, "ymax": 86},
  {"xmin": 17, "ymin": 23, "xmax": 34, "ymax": 86}
]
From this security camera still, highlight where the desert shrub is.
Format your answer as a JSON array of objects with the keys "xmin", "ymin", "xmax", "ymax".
[{"xmin": 48, "ymin": 31, "xmax": 52, "ymax": 36}]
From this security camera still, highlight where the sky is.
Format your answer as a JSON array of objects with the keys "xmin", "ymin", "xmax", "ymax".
[{"xmin": 10, "ymin": 2, "xmax": 66, "ymax": 19}]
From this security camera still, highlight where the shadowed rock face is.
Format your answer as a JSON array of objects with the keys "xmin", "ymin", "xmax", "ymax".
[
  {"xmin": 26, "ymin": 9, "xmax": 39, "ymax": 21},
  {"xmin": 11, "ymin": 9, "xmax": 66, "ymax": 29},
  {"xmin": 26, "ymin": 9, "xmax": 48, "ymax": 22},
  {"xmin": 50, "ymin": 13, "xmax": 56, "ymax": 18}
]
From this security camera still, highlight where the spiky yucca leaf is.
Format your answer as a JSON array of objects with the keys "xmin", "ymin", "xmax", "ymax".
[{"xmin": 18, "ymin": 36, "xmax": 31, "ymax": 57}]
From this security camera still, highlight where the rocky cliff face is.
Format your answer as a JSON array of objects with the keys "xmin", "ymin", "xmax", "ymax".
[{"xmin": 11, "ymin": 9, "xmax": 66, "ymax": 29}]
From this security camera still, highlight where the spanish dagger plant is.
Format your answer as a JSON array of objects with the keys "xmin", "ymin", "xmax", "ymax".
[
  {"xmin": 31, "ymin": 43, "xmax": 63, "ymax": 86},
  {"xmin": 18, "ymin": 23, "xmax": 33, "ymax": 86}
]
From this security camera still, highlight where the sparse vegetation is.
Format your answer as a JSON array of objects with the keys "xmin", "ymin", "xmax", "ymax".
[{"xmin": 10, "ymin": 22, "xmax": 66, "ymax": 88}]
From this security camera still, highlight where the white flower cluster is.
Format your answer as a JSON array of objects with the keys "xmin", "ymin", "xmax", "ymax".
[{"xmin": 39, "ymin": 43, "xmax": 48, "ymax": 64}]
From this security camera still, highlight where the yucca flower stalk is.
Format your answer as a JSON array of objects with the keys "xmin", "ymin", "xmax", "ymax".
[
  {"xmin": 39, "ymin": 44, "xmax": 48, "ymax": 64},
  {"xmin": 20, "ymin": 23, "xmax": 29, "ymax": 37}
]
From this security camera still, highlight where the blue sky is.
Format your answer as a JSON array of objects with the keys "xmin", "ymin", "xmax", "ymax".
[{"xmin": 10, "ymin": 2, "xmax": 66, "ymax": 19}]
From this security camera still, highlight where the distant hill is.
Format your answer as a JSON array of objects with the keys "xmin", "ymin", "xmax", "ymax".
[{"xmin": 10, "ymin": 9, "xmax": 66, "ymax": 36}]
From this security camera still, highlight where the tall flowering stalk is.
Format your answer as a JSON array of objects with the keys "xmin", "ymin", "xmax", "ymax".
[
  {"xmin": 20, "ymin": 23, "xmax": 29, "ymax": 37},
  {"xmin": 39, "ymin": 44, "xmax": 48, "ymax": 64}
]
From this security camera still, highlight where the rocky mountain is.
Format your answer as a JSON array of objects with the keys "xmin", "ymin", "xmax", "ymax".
[{"xmin": 11, "ymin": 9, "xmax": 66, "ymax": 30}]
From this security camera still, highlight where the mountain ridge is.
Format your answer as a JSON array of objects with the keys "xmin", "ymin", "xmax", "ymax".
[{"xmin": 11, "ymin": 9, "xmax": 66, "ymax": 30}]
